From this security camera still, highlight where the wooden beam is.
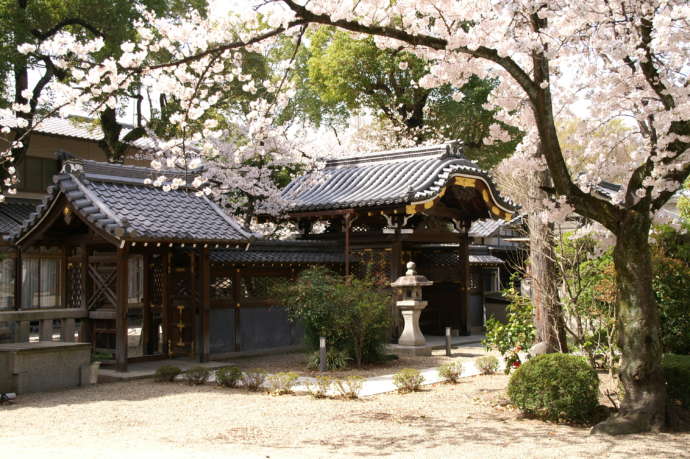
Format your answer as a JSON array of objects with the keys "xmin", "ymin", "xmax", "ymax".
[{"xmin": 115, "ymin": 246, "xmax": 129, "ymax": 372}]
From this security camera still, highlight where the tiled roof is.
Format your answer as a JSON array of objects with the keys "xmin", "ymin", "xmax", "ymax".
[
  {"xmin": 0, "ymin": 110, "xmax": 157, "ymax": 150},
  {"xmin": 0, "ymin": 198, "xmax": 40, "ymax": 235},
  {"xmin": 211, "ymin": 240, "xmax": 345, "ymax": 265},
  {"xmin": 282, "ymin": 141, "xmax": 514, "ymax": 214},
  {"xmin": 469, "ymin": 219, "xmax": 505, "ymax": 238},
  {"xmin": 415, "ymin": 243, "xmax": 506, "ymax": 265},
  {"xmin": 11, "ymin": 159, "xmax": 253, "ymax": 245}
]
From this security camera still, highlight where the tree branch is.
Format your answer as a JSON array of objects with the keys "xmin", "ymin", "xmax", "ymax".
[{"xmin": 31, "ymin": 18, "xmax": 104, "ymax": 41}]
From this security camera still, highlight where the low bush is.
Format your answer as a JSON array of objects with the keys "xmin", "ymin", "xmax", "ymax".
[
  {"xmin": 184, "ymin": 366, "xmax": 210, "ymax": 385},
  {"xmin": 267, "ymin": 372, "xmax": 300, "ymax": 395},
  {"xmin": 242, "ymin": 368, "xmax": 267, "ymax": 392},
  {"xmin": 438, "ymin": 362, "xmax": 462, "ymax": 383},
  {"xmin": 334, "ymin": 376, "xmax": 364, "ymax": 399},
  {"xmin": 154, "ymin": 365, "xmax": 182, "ymax": 382},
  {"xmin": 306, "ymin": 349, "xmax": 351, "ymax": 371},
  {"xmin": 306, "ymin": 376, "xmax": 333, "ymax": 399},
  {"xmin": 508, "ymin": 353, "xmax": 599, "ymax": 423},
  {"xmin": 475, "ymin": 355, "xmax": 499, "ymax": 375},
  {"xmin": 662, "ymin": 354, "xmax": 690, "ymax": 409},
  {"xmin": 393, "ymin": 368, "xmax": 425, "ymax": 393},
  {"xmin": 215, "ymin": 366, "xmax": 243, "ymax": 388}
]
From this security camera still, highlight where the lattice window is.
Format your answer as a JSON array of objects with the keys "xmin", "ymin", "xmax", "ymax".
[
  {"xmin": 67, "ymin": 262, "xmax": 82, "ymax": 308},
  {"xmin": 150, "ymin": 257, "xmax": 164, "ymax": 306},
  {"xmin": 174, "ymin": 278, "xmax": 192, "ymax": 298},
  {"xmin": 211, "ymin": 276, "xmax": 233, "ymax": 298},
  {"xmin": 352, "ymin": 249, "xmax": 391, "ymax": 281}
]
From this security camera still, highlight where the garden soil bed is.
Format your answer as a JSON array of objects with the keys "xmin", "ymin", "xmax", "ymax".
[
  {"xmin": 230, "ymin": 345, "xmax": 493, "ymax": 377},
  {"xmin": 1, "ymin": 372, "xmax": 687, "ymax": 458}
]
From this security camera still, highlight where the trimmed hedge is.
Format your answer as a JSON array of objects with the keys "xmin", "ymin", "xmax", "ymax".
[
  {"xmin": 508, "ymin": 353, "xmax": 599, "ymax": 423},
  {"xmin": 662, "ymin": 354, "xmax": 690, "ymax": 409},
  {"xmin": 216, "ymin": 366, "xmax": 243, "ymax": 388},
  {"xmin": 154, "ymin": 365, "xmax": 181, "ymax": 382}
]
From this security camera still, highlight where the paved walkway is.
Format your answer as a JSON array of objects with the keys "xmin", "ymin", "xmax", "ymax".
[
  {"xmin": 99, "ymin": 359, "xmax": 229, "ymax": 382},
  {"xmin": 293, "ymin": 343, "xmax": 500, "ymax": 397}
]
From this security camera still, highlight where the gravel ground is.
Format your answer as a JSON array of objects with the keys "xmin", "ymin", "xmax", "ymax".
[{"xmin": 1, "ymin": 372, "xmax": 687, "ymax": 458}]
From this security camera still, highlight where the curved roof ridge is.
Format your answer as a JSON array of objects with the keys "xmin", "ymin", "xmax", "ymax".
[{"xmin": 325, "ymin": 140, "xmax": 465, "ymax": 168}]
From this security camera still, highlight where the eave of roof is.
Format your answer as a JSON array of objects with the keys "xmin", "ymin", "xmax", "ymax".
[
  {"xmin": 10, "ymin": 159, "xmax": 254, "ymax": 246},
  {"xmin": 282, "ymin": 141, "xmax": 515, "ymax": 217}
]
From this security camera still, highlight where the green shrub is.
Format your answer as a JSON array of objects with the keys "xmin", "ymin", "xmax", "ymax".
[
  {"xmin": 475, "ymin": 355, "xmax": 499, "ymax": 375},
  {"xmin": 438, "ymin": 362, "xmax": 462, "ymax": 383},
  {"xmin": 483, "ymin": 282, "xmax": 536, "ymax": 373},
  {"xmin": 154, "ymin": 365, "xmax": 182, "ymax": 382},
  {"xmin": 334, "ymin": 376, "xmax": 364, "ymax": 399},
  {"xmin": 242, "ymin": 368, "xmax": 267, "ymax": 392},
  {"xmin": 662, "ymin": 354, "xmax": 690, "ymax": 409},
  {"xmin": 184, "ymin": 366, "xmax": 210, "ymax": 385},
  {"xmin": 215, "ymin": 366, "xmax": 242, "ymax": 388},
  {"xmin": 393, "ymin": 368, "xmax": 425, "ymax": 393},
  {"xmin": 306, "ymin": 349, "xmax": 351, "ymax": 371},
  {"xmin": 306, "ymin": 376, "xmax": 333, "ymax": 399},
  {"xmin": 266, "ymin": 372, "xmax": 300, "ymax": 395},
  {"xmin": 277, "ymin": 267, "xmax": 391, "ymax": 367},
  {"xmin": 508, "ymin": 353, "xmax": 599, "ymax": 423}
]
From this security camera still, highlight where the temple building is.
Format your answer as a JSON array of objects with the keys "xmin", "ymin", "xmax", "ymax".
[
  {"xmin": 280, "ymin": 141, "xmax": 516, "ymax": 336},
  {"xmin": 0, "ymin": 138, "xmax": 519, "ymax": 372}
]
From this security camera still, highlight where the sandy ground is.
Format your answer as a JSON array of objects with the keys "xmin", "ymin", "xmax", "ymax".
[
  {"xmin": 1, "ymin": 371, "xmax": 688, "ymax": 459},
  {"xmin": 231, "ymin": 345, "xmax": 493, "ymax": 377}
]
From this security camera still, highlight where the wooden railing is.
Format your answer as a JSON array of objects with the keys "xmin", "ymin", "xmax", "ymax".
[{"xmin": 0, "ymin": 308, "xmax": 88, "ymax": 343}]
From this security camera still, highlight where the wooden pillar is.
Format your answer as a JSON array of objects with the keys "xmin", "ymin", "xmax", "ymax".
[
  {"xmin": 200, "ymin": 247, "xmax": 210, "ymax": 362},
  {"xmin": 62, "ymin": 318, "xmax": 76, "ymax": 342},
  {"xmin": 344, "ymin": 213, "xmax": 351, "ymax": 276},
  {"xmin": 142, "ymin": 251, "xmax": 152, "ymax": 355},
  {"xmin": 39, "ymin": 319, "xmax": 53, "ymax": 341},
  {"xmin": 458, "ymin": 221, "xmax": 471, "ymax": 335},
  {"xmin": 14, "ymin": 247, "xmax": 22, "ymax": 310},
  {"xmin": 233, "ymin": 268, "xmax": 241, "ymax": 352},
  {"xmin": 61, "ymin": 245, "xmax": 69, "ymax": 308},
  {"xmin": 79, "ymin": 243, "xmax": 91, "ymax": 344},
  {"xmin": 17, "ymin": 321, "xmax": 30, "ymax": 342},
  {"xmin": 115, "ymin": 246, "xmax": 129, "ymax": 372},
  {"xmin": 161, "ymin": 249, "xmax": 170, "ymax": 357}
]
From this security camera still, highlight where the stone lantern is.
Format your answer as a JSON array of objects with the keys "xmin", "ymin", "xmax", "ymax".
[{"xmin": 389, "ymin": 261, "xmax": 433, "ymax": 356}]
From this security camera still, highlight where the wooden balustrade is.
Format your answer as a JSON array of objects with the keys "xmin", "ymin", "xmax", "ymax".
[{"xmin": 0, "ymin": 309, "xmax": 88, "ymax": 343}]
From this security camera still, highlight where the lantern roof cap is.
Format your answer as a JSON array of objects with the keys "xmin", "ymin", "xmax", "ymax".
[{"xmin": 391, "ymin": 261, "xmax": 433, "ymax": 288}]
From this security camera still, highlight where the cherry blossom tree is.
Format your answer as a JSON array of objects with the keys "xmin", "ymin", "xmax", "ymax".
[
  {"xmin": 267, "ymin": 0, "xmax": 689, "ymax": 434},
  {"xmin": 4, "ymin": 0, "xmax": 688, "ymax": 433}
]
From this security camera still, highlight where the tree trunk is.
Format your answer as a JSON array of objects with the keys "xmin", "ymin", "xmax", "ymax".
[
  {"xmin": 592, "ymin": 212, "xmax": 666, "ymax": 435},
  {"xmin": 527, "ymin": 171, "xmax": 569, "ymax": 353}
]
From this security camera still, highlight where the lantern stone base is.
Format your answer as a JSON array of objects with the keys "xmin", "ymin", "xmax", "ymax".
[{"xmin": 387, "ymin": 343, "xmax": 432, "ymax": 357}]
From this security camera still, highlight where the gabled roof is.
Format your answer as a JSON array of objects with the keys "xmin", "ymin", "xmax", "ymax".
[
  {"xmin": 0, "ymin": 198, "xmax": 40, "ymax": 235},
  {"xmin": 282, "ymin": 141, "xmax": 515, "ymax": 218},
  {"xmin": 11, "ymin": 160, "xmax": 253, "ymax": 245}
]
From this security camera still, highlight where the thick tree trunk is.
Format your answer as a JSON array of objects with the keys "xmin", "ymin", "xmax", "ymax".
[
  {"xmin": 592, "ymin": 212, "xmax": 666, "ymax": 435},
  {"xmin": 527, "ymin": 171, "xmax": 568, "ymax": 353}
]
